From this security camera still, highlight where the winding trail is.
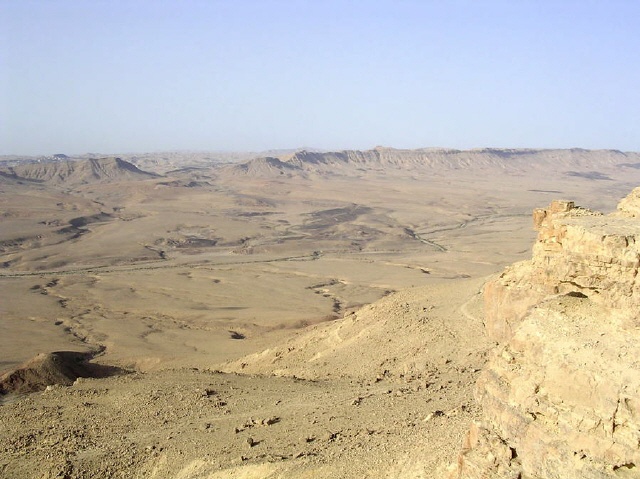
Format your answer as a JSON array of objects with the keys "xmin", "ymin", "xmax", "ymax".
[
  {"xmin": 0, "ymin": 252, "xmax": 323, "ymax": 278},
  {"xmin": 459, "ymin": 288, "xmax": 484, "ymax": 323}
]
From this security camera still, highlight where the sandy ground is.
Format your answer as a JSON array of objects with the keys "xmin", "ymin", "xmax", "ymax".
[
  {"xmin": 0, "ymin": 279, "xmax": 487, "ymax": 479},
  {"xmin": 1, "ymin": 152, "xmax": 640, "ymax": 477}
]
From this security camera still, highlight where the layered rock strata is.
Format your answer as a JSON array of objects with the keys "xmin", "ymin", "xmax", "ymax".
[
  {"xmin": 484, "ymin": 196, "xmax": 640, "ymax": 342},
  {"xmin": 453, "ymin": 188, "xmax": 640, "ymax": 478}
]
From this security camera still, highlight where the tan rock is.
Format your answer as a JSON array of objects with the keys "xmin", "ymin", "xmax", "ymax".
[
  {"xmin": 455, "ymin": 189, "xmax": 640, "ymax": 478},
  {"xmin": 616, "ymin": 186, "xmax": 640, "ymax": 218},
  {"xmin": 484, "ymin": 197, "xmax": 640, "ymax": 343}
]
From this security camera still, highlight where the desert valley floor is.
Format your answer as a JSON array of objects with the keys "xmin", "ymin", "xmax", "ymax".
[{"xmin": 2, "ymin": 147, "xmax": 640, "ymax": 478}]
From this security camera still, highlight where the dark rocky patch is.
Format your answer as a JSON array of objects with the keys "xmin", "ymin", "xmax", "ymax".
[{"xmin": 565, "ymin": 171, "xmax": 612, "ymax": 180}]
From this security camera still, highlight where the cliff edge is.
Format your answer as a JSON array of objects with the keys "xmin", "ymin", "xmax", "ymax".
[{"xmin": 453, "ymin": 188, "xmax": 640, "ymax": 478}]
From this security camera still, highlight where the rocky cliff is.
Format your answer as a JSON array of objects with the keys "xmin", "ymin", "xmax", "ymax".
[
  {"xmin": 222, "ymin": 147, "xmax": 640, "ymax": 179},
  {"xmin": 453, "ymin": 188, "xmax": 640, "ymax": 478}
]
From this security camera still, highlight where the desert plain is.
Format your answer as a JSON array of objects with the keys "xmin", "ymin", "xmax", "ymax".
[{"xmin": 1, "ymin": 147, "xmax": 640, "ymax": 478}]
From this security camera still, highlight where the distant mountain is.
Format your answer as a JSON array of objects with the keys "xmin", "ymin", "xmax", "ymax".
[
  {"xmin": 93, "ymin": 148, "xmax": 326, "ymax": 174},
  {"xmin": 221, "ymin": 156, "xmax": 301, "ymax": 177},
  {"xmin": 220, "ymin": 147, "xmax": 640, "ymax": 178},
  {"xmin": 0, "ymin": 157, "xmax": 159, "ymax": 185}
]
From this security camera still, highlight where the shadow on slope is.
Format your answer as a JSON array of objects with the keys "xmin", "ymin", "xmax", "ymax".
[{"xmin": 0, "ymin": 351, "xmax": 126, "ymax": 396}]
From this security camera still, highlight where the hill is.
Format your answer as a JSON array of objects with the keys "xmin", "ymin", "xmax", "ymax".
[{"xmin": 0, "ymin": 157, "xmax": 158, "ymax": 185}]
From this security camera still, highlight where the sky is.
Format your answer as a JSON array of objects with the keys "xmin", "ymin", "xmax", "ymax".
[{"xmin": 1, "ymin": 0, "xmax": 639, "ymax": 155}]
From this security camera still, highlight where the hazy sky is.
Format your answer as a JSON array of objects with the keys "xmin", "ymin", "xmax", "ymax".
[{"xmin": 1, "ymin": 1, "xmax": 639, "ymax": 155}]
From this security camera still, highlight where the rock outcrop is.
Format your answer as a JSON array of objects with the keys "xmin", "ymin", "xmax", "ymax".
[
  {"xmin": 453, "ymin": 188, "xmax": 640, "ymax": 478},
  {"xmin": 484, "ymin": 197, "xmax": 640, "ymax": 342},
  {"xmin": 0, "ymin": 351, "xmax": 123, "ymax": 395}
]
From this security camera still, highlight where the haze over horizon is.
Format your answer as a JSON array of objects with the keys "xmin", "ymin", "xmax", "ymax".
[{"xmin": 2, "ymin": 1, "xmax": 639, "ymax": 156}]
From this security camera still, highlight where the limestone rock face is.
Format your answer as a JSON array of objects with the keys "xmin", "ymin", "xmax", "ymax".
[
  {"xmin": 485, "ymin": 193, "xmax": 640, "ymax": 343},
  {"xmin": 453, "ymin": 188, "xmax": 640, "ymax": 479}
]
